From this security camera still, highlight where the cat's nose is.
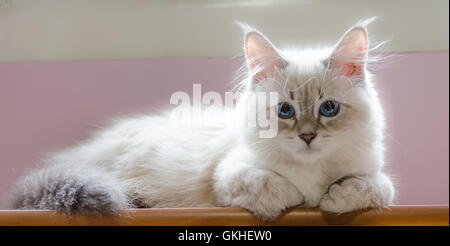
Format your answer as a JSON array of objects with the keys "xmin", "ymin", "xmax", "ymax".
[{"xmin": 299, "ymin": 133, "xmax": 317, "ymax": 145}]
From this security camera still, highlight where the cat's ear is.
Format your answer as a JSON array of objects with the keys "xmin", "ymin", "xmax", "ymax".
[
  {"xmin": 245, "ymin": 31, "xmax": 286, "ymax": 83},
  {"xmin": 329, "ymin": 27, "xmax": 368, "ymax": 78}
]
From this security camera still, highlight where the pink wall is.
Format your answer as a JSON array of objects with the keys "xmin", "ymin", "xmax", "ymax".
[{"xmin": 0, "ymin": 52, "xmax": 448, "ymax": 207}]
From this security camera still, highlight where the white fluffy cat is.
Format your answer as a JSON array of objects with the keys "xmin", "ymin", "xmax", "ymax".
[{"xmin": 7, "ymin": 20, "xmax": 394, "ymax": 221}]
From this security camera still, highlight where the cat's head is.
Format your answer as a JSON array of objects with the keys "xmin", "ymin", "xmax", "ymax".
[{"xmin": 241, "ymin": 20, "xmax": 384, "ymax": 163}]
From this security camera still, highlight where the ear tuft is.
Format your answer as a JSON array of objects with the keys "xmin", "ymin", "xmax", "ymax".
[
  {"xmin": 330, "ymin": 26, "xmax": 369, "ymax": 78},
  {"xmin": 243, "ymin": 29, "xmax": 285, "ymax": 83}
]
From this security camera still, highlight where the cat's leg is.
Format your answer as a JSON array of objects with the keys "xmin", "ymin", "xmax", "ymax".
[
  {"xmin": 319, "ymin": 172, "xmax": 394, "ymax": 213},
  {"xmin": 214, "ymin": 162, "xmax": 304, "ymax": 221},
  {"xmin": 8, "ymin": 165, "xmax": 130, "ymax": 216}
]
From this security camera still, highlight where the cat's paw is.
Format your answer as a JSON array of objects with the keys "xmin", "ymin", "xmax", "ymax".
[
  {"xmin": 319, "ymin": 177, "xmax": 371, "ymax": 213},
  {"xmin": 244, "ymin": 203, "xmax": 284, "ymax": 222},
  {"xmin": 319, "ymin": 173, "xmax": 394, "ymax": 214},
  {"xmin": 238, "ymin": 178, "xmax": 302, "ymax": 222},
  {"xmin": 215, "ymin": 166, "xmax": 304, "ymax": 222}
]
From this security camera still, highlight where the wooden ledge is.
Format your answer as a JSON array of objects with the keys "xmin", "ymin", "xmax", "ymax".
[{"xmin": 0, "ymin": 205, "xmax": 447, "ymax": 226}]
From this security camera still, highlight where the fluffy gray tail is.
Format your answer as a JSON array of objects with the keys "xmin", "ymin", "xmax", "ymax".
[{"xmin": 7, "ymin": 165, "xmax": 130, "ymax": 216}]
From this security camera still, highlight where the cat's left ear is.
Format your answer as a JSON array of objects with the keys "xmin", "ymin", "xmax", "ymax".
[{"xmin": 329, "ymin": 26, "xmax": 369, "ymax": 78}]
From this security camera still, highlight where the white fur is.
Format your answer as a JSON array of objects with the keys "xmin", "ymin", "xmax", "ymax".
[{"xmin": 9, "ymin": 20, "xmax": 394, "ymax": 221}]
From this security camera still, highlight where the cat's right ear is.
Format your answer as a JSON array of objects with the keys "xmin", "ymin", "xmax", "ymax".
[
  {"xmin": 328, "ymin": 21, "xmax": 372, "ymax": 79},
  {"xmin": 244, "ymin": 30, "xmax": 286, "ymax": 83}
]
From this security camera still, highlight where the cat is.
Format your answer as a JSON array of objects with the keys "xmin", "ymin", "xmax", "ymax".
[{"xmin": 6, "ymin": 19, "xmax": 394, "ymax": 221}]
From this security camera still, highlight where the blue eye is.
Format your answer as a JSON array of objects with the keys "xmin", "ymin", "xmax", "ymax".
[
  {"xmin": 320, "ymin": 100, "xmax": 339, "ymax": 117},
  {"xmin": 277, "ymin": 103, "xmax": 295, "ymax": 119}
]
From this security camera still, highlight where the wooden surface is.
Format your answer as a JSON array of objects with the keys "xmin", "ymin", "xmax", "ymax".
[{"xmin": 0, "ymin": 205, "xmax": 447, "ymax": 226}]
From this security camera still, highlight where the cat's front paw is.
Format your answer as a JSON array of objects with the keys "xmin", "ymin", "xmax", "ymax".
[
  {"xmin": 215, "ymin": 166, "xmax": 304, "ymax": 222},
  {"xmin": 319, "ymin": 174, "xmax": 393, "ymax": 213},
  {"xmin": 237, "ymin": 173, "xmax": 303, "ymax": 222},
  {"xmin": 319, "ymin": 177, "xmax": 366, "ymax": 213}
]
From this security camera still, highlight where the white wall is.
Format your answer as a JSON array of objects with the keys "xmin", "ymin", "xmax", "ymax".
[{"xmin": 0, "ymin": 0, "xmax": 448, "ymax": 61}]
